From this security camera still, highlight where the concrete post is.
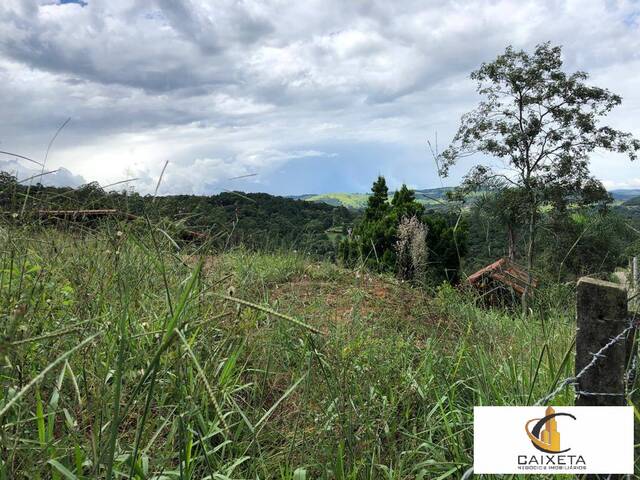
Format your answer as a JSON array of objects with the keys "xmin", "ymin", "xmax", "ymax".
[
  {"xmin": 633, "ymin": 257, "xmax": 638, "ymax": 312},
  {"xmin": 575, "ymin": 277, "xmax": 629, "ymax": 407}
]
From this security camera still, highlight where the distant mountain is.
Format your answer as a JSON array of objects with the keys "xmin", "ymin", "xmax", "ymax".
[
  {"xmin": 611, "ymin": 189, "xmax": 640, "ymax": 201},
  {"xmin": 414, "ymin": 187, "xmax": 456, "ymax": 202},
  {"xmin": 293, "ymin": 187, "xmax": 640, "ymax": 209},
  {"xmin": 293, "ymin": 187, "xmax": 454, "ymax": 209},
  {"xmin": 623, "ymin": 196, "xmax": 640, "ymax": 206}
]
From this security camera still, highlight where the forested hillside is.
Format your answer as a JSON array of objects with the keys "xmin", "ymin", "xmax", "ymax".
[
  {"xmin": 0, "ymin": 173, "xmax": 354, "ymax": 258},
  {"xmin": 4, "ymin": 168, "xmax": 639, "ymax": 282}
]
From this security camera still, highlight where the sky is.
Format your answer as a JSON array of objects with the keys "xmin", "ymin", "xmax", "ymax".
[{"xmin": 1, "ymin": 0, "xmax": 640, "ymax": 196}]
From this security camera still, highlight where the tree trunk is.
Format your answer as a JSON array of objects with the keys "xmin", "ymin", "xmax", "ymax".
[
  {"xmin": 507, "ymin": 224, "xmax": 516, "ymax": 261},
  {"xmin": 522, "ymin": 196, "xmax": 536, "ymax": 315}
]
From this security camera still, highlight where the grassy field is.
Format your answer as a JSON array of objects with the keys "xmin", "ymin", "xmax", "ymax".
[
  {"xmin": 0, "ymin": 222, "xmax": 582, "ymax": 478},
  {"xmin": 303, "ymin": 193, "xmax": 372, "ymax": 209}
]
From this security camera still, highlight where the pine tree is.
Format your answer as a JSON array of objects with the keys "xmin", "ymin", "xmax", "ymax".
[
  {"xmin": 364, "ymin": 176, "xmax": 389, "ymax": 221},
  {"xmin": 391, "ymin": 184, "xmax": 424, "ymax": 220},
  {"xmin": 341, "ymin": 177, "xmax": 428, "ymax": 272}
]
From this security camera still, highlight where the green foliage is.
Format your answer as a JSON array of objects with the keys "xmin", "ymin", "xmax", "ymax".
[
  {"xmin": 464, "ymin": 188, "xmax": 528, "ymax": 268},
  {"xmin": 464, "ymin": 187, "xmax": 635, "ymax": 279},
  {"xmin": 339, "ymin": 177, "xmax": 467, "ymax": 283},
  {"xmin": 539, "ymin": 207, "xmax": 629, "ymax": 279},
  {"xmin": 424, "ymin": 212, "xmax": 467, "ymax": 284},
  {"xmin": 339, "ymin": 178, "xmax": 426, "ymax": 273},
  {"xmin": 302, "ymin": 192, "xmax": 370, "ymax": 209},
  {"xmin": 364, "ymin": 176, "xmax": 390, "ymax": 221},
  {"xmin": 0, "ymin": 223, "xmax": 581, "ymax": 478},
  {"xmin": 624, "ymin": 196, "xmax": 640, "ymax": 207},
  {"xmin": 439, "ymin": 42, "xmax": 640, "ymax": 299},
  {"xmin": 391, "ymin": 184, "xmax": 424, "ymax": 220},
  {"xmin": 301, "ymin": 187, "xmax": 455, "ymax": 210},
  {"xmin": 440, "ymin": 43, "xmax": 640, "ymax": 178},
  {"xmin": 340, "ymin": 176, "xmax": 394, "ymax": 271},
  {"xmin": 0, "ymin": 173, "xmax": 354, "ymax": 259}
]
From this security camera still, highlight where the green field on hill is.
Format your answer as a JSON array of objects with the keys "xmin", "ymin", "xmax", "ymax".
[{"xmin": 300, "ymin": 188, "xmax": 454, "ymax": 210}]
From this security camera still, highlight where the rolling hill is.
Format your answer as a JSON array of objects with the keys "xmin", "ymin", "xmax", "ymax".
[
  {"xmin": 623, "ymin": 195, "xmax": 640, "ymax": 207},
  {"xmin": 295, "ymin": 187, "xmax": 640, "ymax": 209},
  {"xmin": 611, "ymin": 189, "xmax": 640, "ymax": 202},
  {"xmin": 293, "ymin": 187, "xmax": 454, "ymax": 209}
]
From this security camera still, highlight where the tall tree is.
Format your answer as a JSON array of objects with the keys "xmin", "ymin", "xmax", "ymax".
[
  {"xmin": 392, "ymin": 184, "xmax": 425, "ymax": 220},
  {"xmin": 438, "ymin": 43, "xmax": 640, "ymax": 309},
  {"xmin": 471, "ymin": 187, "xmax": 528, "ymax": 262},
  {"xmin": 340, "ymin": 177, "xmax": 429, "ymax": 272},
  {"xmin": 365, "ymin": 176, "xmax": 390, "ymax": 221}
]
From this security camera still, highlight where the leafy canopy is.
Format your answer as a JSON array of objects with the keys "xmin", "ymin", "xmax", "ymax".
[{"xmin": 439, "ymin": 42, "xmax": 640, "ymax": 193}]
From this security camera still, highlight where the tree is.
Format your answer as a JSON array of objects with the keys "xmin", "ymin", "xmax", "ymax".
[
  {"xmin": 424, "ymin": 212, "xmax": 467, "ymax": 284},
  {"xmin": 339, "ymin": 177, "xmax": 429, "ymax": 273},
  {"xmin": 365, "ymin": 176, "xmax": 390, "ymax": 221},
  {"xmin": 469, "ymin": 186, "xmax": 528, "ymax": 262},
  {"xmin": 0, "ymin": 172, "xmax": 19, "ymax": 211},
  {"xmin": 539, "ymin": 208, "xmax": 627, "ymax": 280},
  {"xmin": 392, "ymin": 184, "xmax": 425, "ymax": 219},
  {"xmin": 438, "ymin": 43, "xmax": 640, "ymax": 309}
]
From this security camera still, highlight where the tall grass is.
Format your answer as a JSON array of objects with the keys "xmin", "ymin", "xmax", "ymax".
[{"xmin": 0, "ymin": 220, "xmax": 588, "ymax": 478}]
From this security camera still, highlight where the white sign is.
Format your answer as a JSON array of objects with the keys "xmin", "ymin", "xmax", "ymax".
[{"xmin": 474, "ymin": 406, "xmax": 633, "ymax": 474}]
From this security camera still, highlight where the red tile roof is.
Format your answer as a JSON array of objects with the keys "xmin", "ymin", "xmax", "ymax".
[{"xmin": 467, "ymin": 257, "xmax": 537, "ymax": 295}]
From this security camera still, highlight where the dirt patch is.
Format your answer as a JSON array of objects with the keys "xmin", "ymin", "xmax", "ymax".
[{"xmin": 269, "ymin": 269, "xmax": 432, "ymax": 329}]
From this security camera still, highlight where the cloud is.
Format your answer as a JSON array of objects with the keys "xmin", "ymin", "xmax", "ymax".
[
  {"xmin": 603, "ymin": 178, "xmax": 640, "ymax": 190},
  {"xmin": 0, "ymin": 0, "xmax": 639, "ymax": 194},
  {"xmin": 0, "ymin": 158, "xmax": 86, "ymax": 187}
]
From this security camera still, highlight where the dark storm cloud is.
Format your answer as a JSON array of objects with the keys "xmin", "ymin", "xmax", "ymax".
[
  {"xmin": 154, "ymin": 0, "xmax": 274, "ymax": 53},
  {"xmin": 0, "ymin": 0, "xmax": 639, "ymax": 193}
]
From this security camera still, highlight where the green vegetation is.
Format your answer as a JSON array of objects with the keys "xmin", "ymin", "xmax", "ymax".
[
  {"xmin": 3, "ymin": 41, "xmax": 640, "ymax": 479},
  {"xmin": 439, "ymin": 42, "xmax": 639, "ymax": 311},
  {"xmin": 0, "ymin": 223, "xmax": 579, "ymax": 479},
  {"xmin": 338, "ymin": 178, "xmax": 410, "ymax": 269},
  {"xmin": 299, "ymin": 188, "xmax": 453, "ymax": 210},
  {"xmin": 338, "ymin": 177, "xmax": 466, "ymax": 285},
  {"xmin": 613, "ymin": 190, "xmax": 640, "ymax": 202},
  {"xmin": 624, "ymin": 196, "xmax": 640, "ymax": 207},
  {"xmin": 0, "ymin": 173, "xmax": 354, "ymax": 259},
  {"xmin": 301, "ymin": 193, "xmax": 372, "ymax": 209}
]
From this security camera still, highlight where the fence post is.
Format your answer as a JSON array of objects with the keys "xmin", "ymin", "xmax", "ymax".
[
  {"xmin": 575, "ymin": 277, "xmax": 629, "ymax": 407},
  {"xmin": 633, "ymin": 257, "xmax": 639, "ymax": 312}
]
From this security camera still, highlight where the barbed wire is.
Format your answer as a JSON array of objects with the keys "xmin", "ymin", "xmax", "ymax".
[{"xmin": 534, "ymin": 317, "xmax": 637, "ymax": 406}]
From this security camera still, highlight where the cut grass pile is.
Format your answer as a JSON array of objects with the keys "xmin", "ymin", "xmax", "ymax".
[{"xmin": 0, "ymin": 223, "xmax": 578, "ymax": 478}]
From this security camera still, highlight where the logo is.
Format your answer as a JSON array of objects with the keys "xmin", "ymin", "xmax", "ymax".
[
  {"xmin": 518, "ymin": 406, "xmax": 584, "ymax": 472},
  {"xmin": 524, "ymin": 406, "xmax": 576, "ymax": 454},
  {"xmin": 473, "ymin": 406, "xmax": 633, "ymax": 474}
]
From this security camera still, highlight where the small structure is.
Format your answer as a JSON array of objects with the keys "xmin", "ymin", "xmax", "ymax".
[{"xmin": 467, "ymin": 257, "xmax": 536, "ymax": 301}]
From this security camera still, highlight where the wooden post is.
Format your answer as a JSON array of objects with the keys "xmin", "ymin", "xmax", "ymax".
[{"xmin": 575, "ymin": 277, "xmax": 629, "ymax": 407}]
